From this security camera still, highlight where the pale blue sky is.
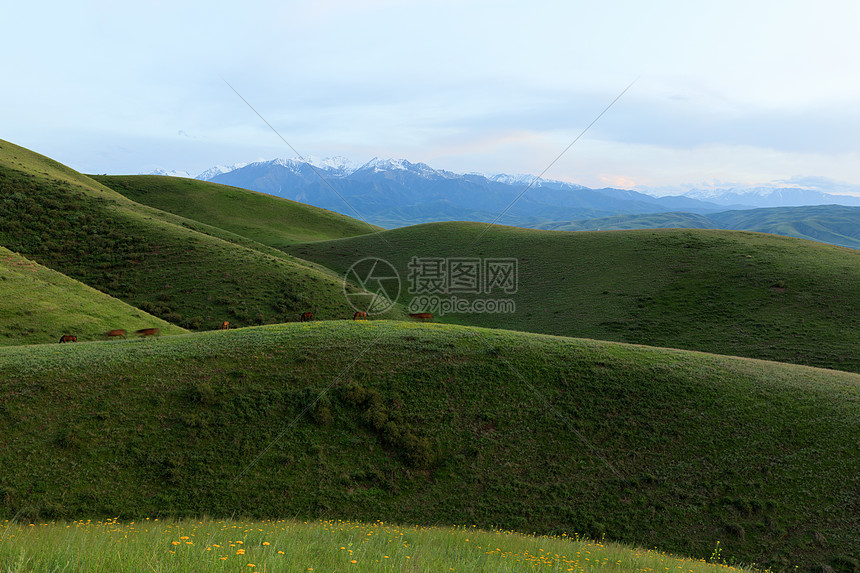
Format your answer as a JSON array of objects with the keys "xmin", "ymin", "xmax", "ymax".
[{"xmin": 4, "ymin": 0, "xmax": 860, "ymax": 192}]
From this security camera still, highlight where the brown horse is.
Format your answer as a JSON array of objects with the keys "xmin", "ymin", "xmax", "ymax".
[
  {"xmin": 300, "ymin": 312, "xmax": 313, "ymax": 322},
  {"xmin": 353, "ymin": 311, "xmax": 368, "ymax": 321},
  {"xmin": 59, "ymin": 334, "xmax": 77, "ymax": 343},
  {"xmin": 220, "ymin": 321, "xmax": 230, "ymax": 330},
  {"xmin": 136, "ymin": 328, "xmax": 159, "ymax": 337},
  {"xmin": 409, "ymin": 313, "xmax": 433, "ymax": 322},
  {"xmin": 105, "ymin": 329, "xmax": 126, "ymax": 339}
]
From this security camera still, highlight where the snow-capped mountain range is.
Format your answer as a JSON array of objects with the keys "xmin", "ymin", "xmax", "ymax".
[
  {"xmin": 144, "ymin": 157, "xmax": 860, "ymax": 228},
  {"xmin": 155, "ymin": 156, "xmax": 590, "ymax": 188},
  {"xmin": 148, "ymin": 168, "xmax": 193, "ymax": 178},
  {"xmin": 679, "ymin": 185, "xmax": 860, "ymax": 208},
  {"xmin": 189, "ymin": 156, "xmax": 462, "ymax": 181}
]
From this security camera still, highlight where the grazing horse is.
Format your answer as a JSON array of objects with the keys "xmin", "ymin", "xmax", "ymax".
[
  {"xmin": 220, "ymin": 321, "xmax": 230, "ymax": 330},
  {"xmin": 59, "ymin": 334, "xmax": 77, "ymax": 343},
  {"xmin": 136, "ymin": 328, "xmax": 159, "ymax": 338},
  {"xmin": 353, "ymin": 311, "xmax": 368, "ymax": 321},
  {"xmin": 300, "ymin": 312, "xmax": 313, "ymax": 322},
  {"xmin": 409, "ymin": 312, "xmax": 433, "ymax": 322},
  {"xmin": 105, "ymin": 329, "xmax": 126, "ymax": 339}
]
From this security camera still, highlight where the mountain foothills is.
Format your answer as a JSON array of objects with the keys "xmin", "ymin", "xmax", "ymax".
[
  {"xmin": 539, "ymin": 205, "xmax": 860, "ymax": 250},
  {"xmin": 201, "ymin": 157, "xmax": 733, "ymax": 227},
  {"xmin": 163, "ymin": 156, "xmax": 860, "ymax": 247},
  {"xmin": 0, "ymin": 140, "xmax": 401, "ymax": 339},
  {"xmin": 1, "ymin": 322, "xmax": 859, "ymax": 572},
  {"xmin": 86, "ymin": 169, "xmax": 860, "ymax": 373},
  {"xmin": 1, "ymin": 140, "xmax": 859, "ymax": 572},
  {"xmin": 89, "ymin": 174, "xmax": 381, "ymax": 249},
  {"xmin": 286, "ymin": 223, "xmax": 860, "ymax": 373}
]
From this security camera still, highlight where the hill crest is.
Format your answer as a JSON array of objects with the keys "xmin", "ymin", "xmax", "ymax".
[
  {"xmin": 1, "ymin": 320, "xmax": 858, "ymax": 571},
  {"xmin": 0, "ymin": 139, "xmax": 400, "ymax": 333}
]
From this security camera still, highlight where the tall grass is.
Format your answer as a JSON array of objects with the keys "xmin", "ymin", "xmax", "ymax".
[
  {"xmin": 0, "ymin": 246, "xmax": 185, "ymax": 346},
  {"xmin": 1, "ymin": 322, "xmax": 858, "ymax": 570},
  {"xmin": 285, "ymin": 222, "xmax": 860, "ymax": 372},
  {"xmin": 0, "ymin": 517, "xmax": 762, "ymax": 573}
]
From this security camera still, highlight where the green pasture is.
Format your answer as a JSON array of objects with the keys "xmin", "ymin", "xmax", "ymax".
[
  {"xmin": 285, "ymin": 222, "xmax": 860, "ymax": 372},
  {"xmin": 0, "ymin": 321, "xmax": 857, "ymax": 571}
]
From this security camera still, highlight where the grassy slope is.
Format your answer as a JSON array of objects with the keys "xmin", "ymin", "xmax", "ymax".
[
  {"xmin": 0, "ymin": 518, "xmax": 759, "ymax": 573},
  {"xmin": 540, "ymin": 212, "xmax": 713, "ymax": 232},
  {"xmin": 537, "ymin": 206, "xmax": 860, "ymax": 250},
  {"xmin": 285, "ymin": 223, "xmax": 860, "ymax": 373},
  {"xmin": 709, "ymin": 205, "xmax": 860, "ymax": 250},
  {"xmin": 0, "ymin": 140, "xmax": 402, "ymax": 330},
  {"xmin": 0, "ymin": 246, "xmax": 185, "ymax": 346},
  {"xmin": 91, "ymin": 174, "xmax": 381, "ymax": 248},
  {"xmin": 0, "ymin": 321, "xmax": 857, "ymax": 571}
]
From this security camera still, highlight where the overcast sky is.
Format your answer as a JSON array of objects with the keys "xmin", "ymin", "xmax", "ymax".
[{"xmin": 4, "ymin": 0, "xmax": 860, "ymax": 193}]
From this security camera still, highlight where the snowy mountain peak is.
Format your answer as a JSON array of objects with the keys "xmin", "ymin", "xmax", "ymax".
[
  {"xmin": 270, "ymin": 157, "xmax": 304, "ymax": 170},
  {"xmin": 355, "ymin": 157, "xmax": 445, "ymax": 179},
  {"xmin": 254, "ymin": 156, "xmax": 358, "ymax": 175},
  {"xmin": 479, "ymin": 172, "xmax": 588, "ymax": 190},
  {"xmin": 145, "ymin": 168, "xmax": 193, "ymax": 178},
  {"xmin": 196, "ymin": 163, "xmax": 248, "ymax": 181},
  {"xmin": 662, "ymin": 184, "xmax": 860, "ymax": 208},
  {"xmin": 308, "ymin": 155, "xmax": 357, "ymax": 172},
  {"xmin": 358, "ymin": 157, "xmax": 409, "ymax": 172},
  {"xmin": 483, "ymin": 172, "xmax": 541, "ymax": 186}
]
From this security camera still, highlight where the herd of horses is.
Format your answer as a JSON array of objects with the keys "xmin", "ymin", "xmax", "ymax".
[
  {"xmin": 59, "ymin": 328, "xmax": 159, "ymax": 343},
  {"xmin": 58, "ymin": 312, "xmax": 433, "ymax": 344}
]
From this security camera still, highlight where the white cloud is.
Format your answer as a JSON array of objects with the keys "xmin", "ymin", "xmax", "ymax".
[{"xmin": 3, "ymin": 0, "xmax": 860, "ymax": 190}]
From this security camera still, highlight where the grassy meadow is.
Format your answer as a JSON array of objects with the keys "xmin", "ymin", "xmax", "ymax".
[
  {"xmin": 709, "ymin": 205, "xmax": 860, "ymax": 250},
  {"xmin": 540, "ymin": 212, "xmax": 714, "ymax": 232},
  {"xmin": 0, "ymin": 517, "xmax": 758, "ymax": 573},
  {"xmin": 91, "ymin": 174, "xmax": 381, "ymax": 248},
  {"xmin": 2, "ymin": 141, "xmax": 859, "ymax": 572},
  {"xmin": 0, "ymin": 246, "xmax": 184, "ymax": 346},
  {"xmin": 0, "ymin": 140, "xmax": 403, "ymax": 331},
  {"xmin": 538, "ymin": 206, "xmax": 860, "ymax": 250},
  {"xmin": 285, "ymin": 222, "xmax": 860, "ymax": 372},
  {"xmin": 1, "ymin": 321, "xmax": 858, "ymax": 570}
]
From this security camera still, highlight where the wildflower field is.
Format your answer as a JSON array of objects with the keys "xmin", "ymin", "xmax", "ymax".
[
  {"xmin": 0, "ymin": 517, "xmax": 758, "ymax": 573},
  {"xmin": 1, "ymin": 321, "xmax": 859, "ymax": 570}
]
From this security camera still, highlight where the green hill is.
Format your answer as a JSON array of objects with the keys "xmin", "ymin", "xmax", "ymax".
[
  {"xmin": 538, "ymin": 205, "xmax": 860, "ymax": 250},
  {"xmin": 539, "ymin": 212, "xmax": 714, "ymax": 231},
  {"xmin": 285, "ymin": 223, "xmax": 860, "ymax": 372},
  {"xmin": 91, "ymin": 174, "xmax": 381, "ymax": 248},
  {"xmin": 0, "ymin": 246, "xmax": 185, "ymax": 345},
  {"xmin": 709, "ymin": 205, "xmax": 860, "ymax": 249},
  {"xmin": 0, "ymin": 140, "xmax": 401, "ymax": 330},
  {"xmin": 1, "ymin": 321, "xmax": 857, "ymax": 571}
]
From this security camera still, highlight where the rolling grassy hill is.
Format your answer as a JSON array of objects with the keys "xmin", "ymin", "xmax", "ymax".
[
  {"xmin": 539, "ymin": 205, "xmax": 860, "ymax": 250},
  {"xmin": 2, "ymin": 139, "xmax": 858, "ymax": 571},
  {"xmin": 709, "ymin": 205, "xmax": 860, "ymax": 249},
  {"xmin": 539, "ymin": 212, "xmax": 714, "ymax": 232},
  {"xmin": 0, "ymin": 246, "xmax": 185, "ymax": 346},
  {"xmin": 91, "ymin": 174, "xmax": 382, "ymax": 248},
  {"xmin": 0, "ymin": 321, "xmax": 857, "ymax": 571},
  {"xmin": 285, "ymin": 223, "xmax": 860, "ymax": 373},
  {"xmin": 0, "ymin": 140, "xmax": 401, "ymax": 330}
]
